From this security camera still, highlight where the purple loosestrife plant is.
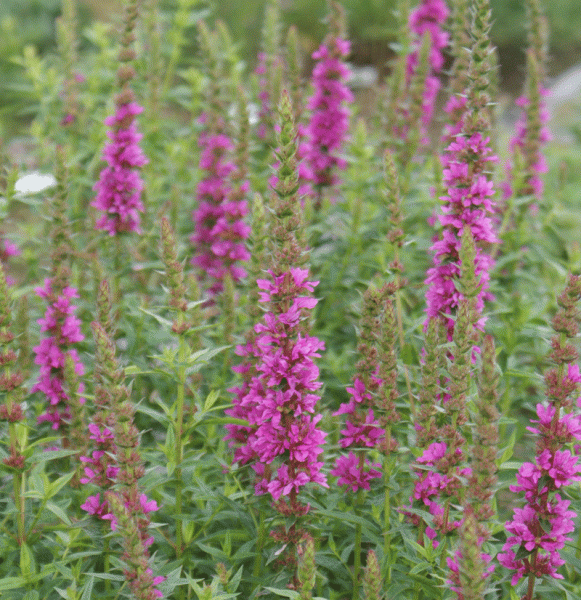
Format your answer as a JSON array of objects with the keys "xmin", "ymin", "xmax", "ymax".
[
  {"xmin": 229, "ymin": 92, "xmax": 327, "ymax": 519},
  {"xmin": 84, "ymin": 318, "xmax": 164, "ymax": 598},
  {"xmin": 190, "ymin": 130, "xmax": 250, "ymax": 295},
  {"xmin": 302, "ymin": 1, "xmax": 353, "ymax": 204},
  {"xmin": 331, "ymin": 286, "xmax": 386, "ymax": 492},
  {"xmin": 405, "ymin": 0, "xmax": 449, "ymax": 145},
  {"xmin": 33, "ymin": 148, "xmax": 86, "ymax": 435},
  {"xmin": 0, "ymin": 262, "xmax": 28, "ymax": 545},
  {"xmin": 33, "ymin": 280, "xmax": 85, "ymax": 431},
  {"xmin": 498, "ymin": 275, "xmax": 581, "ymax": 597},
  {"xmin": 405, "ymin": 229, "xmax": 483, "ymax": 549},
  {"xmin": 503, "ymin": 0, "xmax": 550, "ymax": 204},
  {"xmin": 190, "ymin": 23, "xmax": 250, "ymax": 297},
  {"xmin": 255, "ymin": 0, "xmax": 283, "ymax": 142},
  {"xmin": 425, "ymin": 0, "xmax": 498, "ymax": 341},
  {"xmin": 92, "ymin": 0, "xmax": 148, "ymax": 235}
]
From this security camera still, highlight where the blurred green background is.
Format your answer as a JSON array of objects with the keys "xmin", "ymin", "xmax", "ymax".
[{"xmin": 1, "ymin": 0, "xmax": 581, "ymax": 138}]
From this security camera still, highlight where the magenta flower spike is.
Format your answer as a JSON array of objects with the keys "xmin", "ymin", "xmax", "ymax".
[
  {"xmin": 91, "ymin": 0, "xmax": 148, "ymax": 236},
  {"xmin": 405, "ymin": 0, "xmax": 449, "ymax": 143},
  {"xmin": 92, "ymin": 100, "xmax": 148, "ymax": 235},
  {"xmin": 190, "ymin": 128, "xmax": 251, "ymax": 296},
  {"xmin": 425, "ymin": 130, "xmax": 499, "ymax": 339},
  {"xmin": 227, "ymin": 92, "xmax": 327, "ymax": 516},
  {"xmin": 244, "ymin": 267, "xmax": 328, "ymax": 512},
  {"xmin": 302, "ymin": 1, "xmax": 353, "ymax": 200},
  {"xmin": 498, "ymin": 275, "xmax": 581, "ymax": 593},
  {"xmin": 33, "ymin": 279, "xmax": 86, "ymax": 430}
]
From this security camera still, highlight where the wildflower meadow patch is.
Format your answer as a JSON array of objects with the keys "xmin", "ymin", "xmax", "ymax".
[{"xmin": 2, "ymin": 0, "xmax": 581, "ymax": 599}]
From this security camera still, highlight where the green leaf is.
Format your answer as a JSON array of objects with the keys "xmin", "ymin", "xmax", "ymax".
[
  {"xmin": 497, "ymin": 429, "xmax": 517, "ymax": 466},
  {"xmin": 0, "ymin": 577, "xmax": 26, "ymax": 592},
  {"xmin": 47, "ymin": 471, "xmax": 75, "ymax": 499},
  {"xmin": 401, "ymin": 342, "xmax": 418, "ymax": 365},
  {"xmin": 20, "ymin": 543, "xmax": 33, "ymax": 577},
  {"xmin": 46, "ymin": 501, "xmax": 71, "ymax": 525},
  {"xmin": 264, "ymin": 587, "xmax": 300, "ymax": 599},
  {"xmin": 124, "ymin": 365, "xmax": 156, "ymax": 376},
  {"xmin": 165, "ymin": 426, "xmax": 176, "ymax": 462},
  {"xmin": 203, "ymin": 389, "xmax": 220, "ymax": 412},
  {"xmin": 139, "ymin": 307, "xmax": 174, "ymax": 327},
  {"xmin": 134, "ymin": 403, "xmax": 170, "ymax": 426},
  {"xmin": 81, "ymin": 576, "xmax": 94, "ymax": 600}
]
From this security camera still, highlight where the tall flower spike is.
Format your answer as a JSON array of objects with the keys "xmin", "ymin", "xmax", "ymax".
[
  {"xmin": 190, "ymin": 23, "xmax": 250, "ymax": 296},
  {"xmin": 331, "ymin": 285, "xmax": 385, "ymax": 492},
  {"xmin": 297, "ymin": 535, "xmax": 316, "ymax": 600},
  {"xmin": 56, "ymin": 0, "xmax": 81, "ymax": 126},
  {"xmin": 395, "ymin": 0, "xmax": 449, "ymax": 155},
  {"xmin": 405, "ymin": 229, "xmax": 482, "ymax": 549},
  {"xmin": 303, "ymin": 0, "xmax": 353, "ymax": 204},
  {"xmin": 105, "ymin": 491, "xmax": 165, "ymax": 600},
  {"xmin": 469, "ymin": 334, "xmax": 499, "ymax": 527},
  {"xmin": 0, "ymin": 262, "xmax": 26, "ymax": 444},
  {"xmin": 33, "ymin": 147, "xmax": 86, "ymax": 435},
  {"xmin": 83, "ymin": 320, "xmax": 164, "ymax": 597},
  {"xmin": 503, "ymin": 0, "xmax": 551, "ymax": 203},
  {"xmin": 425, "ymin": 0, "xmax": 498, "ymax": 341},
  {"xmin": 498, "ymin": 275, "xmax": 581, "ymax": 596},
  {"xmin": 228, "ymin": 91, "xmax": 327, "ymax": 516},
  {"xmin": 256, "ymin": 0, "xmax": 283, "ymax": 142},
  {"xmin": 92, "ymin": 0, "xmax": 148, "ymax": 235},
  {"xmin": 362, "ymin": 550, "xmax": 382, "ymax": 600},
  {"xmin": 443, "ymin": 0, "xmax": 470, "ymax": 138}
]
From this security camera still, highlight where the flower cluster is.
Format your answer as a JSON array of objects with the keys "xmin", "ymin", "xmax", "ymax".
[
  {"xmin": 504, "ymin": 81, "xmax": 551, "ymax": 201},
  {"xmin": 32, "ymin": 279, "xmax": 85, "ymax": 430},
  {"xmin": 92, "ymin": 0, "xmax": 147, "ymax": 236},
  {"xmin": 92, "ymin": 100, "xmax": 148, "ymax": 235},
  {"xmin": 405, "ymin": 0, "xmax": 449, "ymax": 143},
  {"xmin": 228, "ymin": 92, "xmax": 327, "ymax": 516},
  {"xmin": 498, "ymin": 275, "xmax": 581, "ymax": 590},
  {"xmin": 81, "ymin": 318, "xmax": 163, "ymax": 599},
  {"xmin": 79, "ymin": 422, "xmax": 118, "ymax": 518},
  {"xmin": 331, "ymin": 286, "xmax": 389, "ymax": 492},
  {"xmin": 232, "ymin": 268, "xmax": 328, "ymax": 511},
  {"xmin": 190, "ymin": 128, "xmax": 250, "ymax": 296},
  {"xmin": 0, "ymin": 238, "xmax": 20, "ymax": 286},
  {"xmin": 404, "ymin": 440, "xmax": 470, "ymax": 546},
  {"xmin": 331, "ymin": 378, "xmax": 384, "ymax": 492},
  {"xmin": 302, "ymin": 2, "xmax": 353, "ymax": 196},
  {"xmin": 425, "ymin": 131, "xmax": 498, "ymax": 340}
]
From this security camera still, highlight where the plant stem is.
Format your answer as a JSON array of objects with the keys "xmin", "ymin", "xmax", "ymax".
[
  {"xmin": 253, "ymin": 510, "xmax": 266, "ymax": 580},
  {"xmin": 525, "ymin": 550, "xmax": 538, "ymax": 600},
  {"xmin": 175, "ymin": 329, "xmax": 187, "ymax": 561},
  {"xmin": 383, "ymin": 452, "xmax": 394, "ymax": 586},
  {"xmin": 394, "ymin": 272, "xmax": 415, "ymax": 417},
  {"xmin": 352, "ymin": 485, "xmax": 363, "ymax": 600}
]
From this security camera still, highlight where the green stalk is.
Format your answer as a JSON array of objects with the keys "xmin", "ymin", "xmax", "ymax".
[
  {"xmin": 104, "ymin": 536, "xmax": 111, "ymax": 594},
  {"xmin": 383, "ymin": 452, "xmax": 394, "ymax": 564},
  {"xmin": 352, "ymin": 481, "xmax": 364, "ymax": 600},
  {"xmin": 175, "ymin": 327, "xmax": 187, "ymax": 561},
  {"xmin": 525, "ymin": 549, "xmax": 538, "ymax": 600},
  {"xmin": 394, "ymin": 272, "xmax": 415, "ymax": 417},
  {"xmin": 7, "ymin": 423, "xmax": 25, "ymax": 545},
  {"xmin": 253, "ymin": 510, "xmax": 266, "ymax": 579},
  {"xmin": 14, "ymin": 470, "xmax": 25, "ymax": 545}
]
